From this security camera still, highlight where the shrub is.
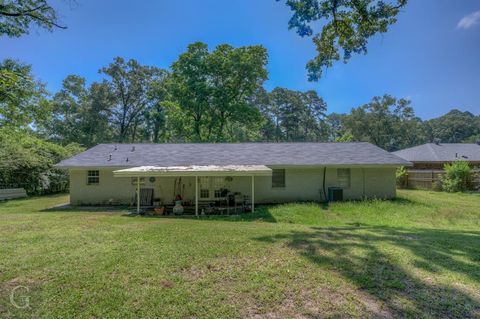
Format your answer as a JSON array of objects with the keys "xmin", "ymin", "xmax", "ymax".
[
  {"xmin": 0, "ymin": 129, "xmax": 84, "ymax": 194},
  {"xmin": 396, "ymin": 166, "xmax": 408, "ymax": 188},
  {"xmin": 432, "ymin": 179, "xmax": 443, "ymax": 192},
  {"xmin": 441, "ymin": 161, "xmax": 473, "ymax": 192}
]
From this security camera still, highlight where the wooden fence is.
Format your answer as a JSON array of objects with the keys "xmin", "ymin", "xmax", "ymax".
[{"xmin": 406, "ymin": 169, "xmax": 480, "ymax": 190}]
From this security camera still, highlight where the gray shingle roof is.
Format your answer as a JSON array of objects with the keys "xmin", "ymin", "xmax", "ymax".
[
  {"xmin": 56, "ymin": 142, "xmax": 411, "ymax": 168},
  {"xmin": 393, "ymin": 143, "xmax": 480, "ymax": 162}
]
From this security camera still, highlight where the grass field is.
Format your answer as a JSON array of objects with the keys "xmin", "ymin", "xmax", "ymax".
[{"xmin": 1, "ymin": 190, "xmax": 479, "ymax": 318}]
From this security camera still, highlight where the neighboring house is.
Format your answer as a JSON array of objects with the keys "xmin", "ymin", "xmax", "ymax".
[
  {"xmin": 393, "ymin": 141, "xmax": 480, "ymax": 189},
  {"xmin": 55, "ymin": 142, "xmax": 411, "ymax": 213},
  {"xmin": 393, "ymin": 141, "xmax": 480, "ymax": 169}
]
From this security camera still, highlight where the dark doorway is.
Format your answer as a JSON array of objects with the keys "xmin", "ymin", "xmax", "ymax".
[{"xmin": 140, "ymin": 188, "xmax": 154, "ymax": 206}]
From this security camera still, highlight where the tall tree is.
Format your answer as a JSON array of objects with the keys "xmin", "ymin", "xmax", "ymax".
[
  {"xmin": 0, "ymin": 59, "xmax": 49, "ymax": 129},
  {"xmin": 168, "ymin": 42, "xmax": 268, "ymax": 142},
  {"xmin": 425, "ymin": 109, "xmax": 479, "ymax": 143},
  {"xmin": 325, "ymin": 112, "xmax": 346, "ymax": 141},
  {"xmin": 47, "ymin": 75, "xmax": 87, "ymax": 143},
  {"xmin": 249, "ymin": 87, "xmax": 277, "ymax": 141},
  {"xmin": 46, "ymin": 75, "xmax": 114, "ymax": 147},
  {"xmin": 80, "ymin": 82, "xmax": 115, "ymax": 146},
  {"xmin": 207, "ymin": 44, "xmax": 268, "ymax": 141},
  {"xmin": 263, "ymin": 87, "xmax": 327, "ymax": 141},
  {"xmin": 143, "ymin": 78, "xmax": 169, "ymax": 143},
  {"xmin": 341, "ymin": 94, "xmax": 425, "ymax": 151},
  {"xmin": 0, "ymin": 0, "xmax": 65, "ymax": 38},
  {"xmin": 100, "ymin": 57, "xmax": 166, "ymax": 142},
  {"xmin": 168, "ymin": 42, "xmax": 211, "ymax": 141},
  {"xmin": 279, "ymin": 0, "xmax": 407, "ymax": 80}
]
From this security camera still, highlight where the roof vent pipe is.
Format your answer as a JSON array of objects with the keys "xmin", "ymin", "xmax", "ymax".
[
  {"xmin": 108, "ymin": 154, "xmax": 112, "ymax": 161},
  {"xmin": 114, "ymin": 145, "xmax": 117, "ymax": 151},
  {"xmin": 126, "ymin": 157, "xmax": 129, "ymax": 162},
  {"xmin": 455, "ymin": 153, "xmax": 458, "ymax": 158},
  {"xmin": 477, "ymin": 140, "xmax": 480, "ymax": 146},
  {"xmin": 131, "ymin": 146, "xmax": 135, "ymax": 152},
  {"xmin": 433, "ymin": 138, "xmax": 441, "ymax": 145}
]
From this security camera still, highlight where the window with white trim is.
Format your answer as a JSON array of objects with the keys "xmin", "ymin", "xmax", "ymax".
[
  {"xmin": 199, "ymin": 177, "xmax": 226, "ymax": 199},
  {"xmin": 337, "ymin": 168, "xmax": 351, "ymax": 188},
  {"xmin": 272, "ymin": 169, "xmax": 285, "ymax": 188},
  {"xmin": 87, "ymin": 170, "xmax": 99, "ymax": 185}
]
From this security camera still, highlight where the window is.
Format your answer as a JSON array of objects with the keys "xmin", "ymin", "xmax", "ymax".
[
  {"xmin": 199, "ymin": 177, "xmax": 226, "ymax": 199},
  {"xmin": 87, "ymin": 170, "xmax": 99, "ymax": 185},
  {"xmin": 337, "ymin": 168, "xmax": 351, "ymax": 188},
  {"xmin": 130, "ymin": 177, "xmax": 146, "ymax": 185},
  {"xmin": 272, "ymin": 169, "xmax": 285, "ymax": 188},
  {"xmin": 199, "ymin": 177, "xmax": 210, "ymax": 199},
  {"xmin": 212, "ymin": 177, "xmax": 224, "ymax": 198},
  {"xmin": 200, "ymin": 189, "xmax": 210, "ymax": 199},
  {"xmin": 214, "ymin": 189, "xmax": 223, "ymax": 198}
]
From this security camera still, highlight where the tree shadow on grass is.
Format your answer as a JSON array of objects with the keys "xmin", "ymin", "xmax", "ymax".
[
  {"xmin": 154, "ymin": 206, "xmax": 278, "ymax": 223},
  {"xmin": 40, "ymin": 205, "xmax": 130, "ymax": 213},
  {"xmin": 255, "ymin": 226, "xmax": 480, "ymax": 318}
]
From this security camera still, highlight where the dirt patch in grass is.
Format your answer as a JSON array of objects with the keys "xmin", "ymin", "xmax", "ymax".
[
  {"xmin": 0, "ymin": 277, "xmax": 45, "ymax": 294},
  {"xmin": 240, "ymin": 285, "xmax": 393, "ymax": 319}
]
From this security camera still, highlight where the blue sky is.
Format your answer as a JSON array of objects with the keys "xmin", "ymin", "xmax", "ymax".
[{"xmin": 1, "ymin": 0, "xmax": 479, "ymax": 119}]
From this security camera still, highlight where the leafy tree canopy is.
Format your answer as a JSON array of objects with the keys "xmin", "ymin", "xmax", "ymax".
[
  {"xmin": 262, "ymin": 87, "xmax": 327, "ymax": 142},
  {"xmin": 0, "ymin": 0, "xmax": 65, "ymax": 38},
  {"xmin": 425, "ymin": 109, "xmax": 480, "ymax": 143},
  {"xmin": 168, "ymin": 42, "xmax": 268, "ymax": 142},
  {"xmin": 279, "ymin": 0, "xmax": 407, "ymax": 80},
  {"xmin": 0, "ymin": 59, "xmax": 49, "ymax": 129},
  {"xmin": 339, "ymin": 94, "xmax": 426, "ymax": 151},
  {"xmin": 100, "ymin": 57, "xmax": 166, "ymax": 143}
]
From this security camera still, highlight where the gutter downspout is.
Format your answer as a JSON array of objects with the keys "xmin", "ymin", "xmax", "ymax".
[
  {"xmin": 322, "ymin": 167, "xmax": 327, "ymax": 202},
  {"xmin": 362, "ymin": 168, "xmax": 366, "ymax": 198}
]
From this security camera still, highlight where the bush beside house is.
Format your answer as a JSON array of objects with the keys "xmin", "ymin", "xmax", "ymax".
[
  {"xmin": 0, "ymin": 129, "xmax": 84, "ymax": 195},
  {"xmin": 441, "ymin": 161, "xmax": 474, "ymax": 192},
  {"xmin": 396, "ymin": 166, "xmax": 408, "ymax": 189}
]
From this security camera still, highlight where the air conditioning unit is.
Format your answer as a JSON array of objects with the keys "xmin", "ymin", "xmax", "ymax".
[{"xmin": 328, "ymin": 187, "xmax": 343, "ymax": 202}]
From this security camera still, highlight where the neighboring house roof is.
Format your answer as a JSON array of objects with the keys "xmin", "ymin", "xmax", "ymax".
[
  {"xmin": 55, "ymin": 142, "xmax": 411, "ymax": 168},
  {"xmin": 393, "ymin": 143, "xmax": 480, "ymax": 163}
]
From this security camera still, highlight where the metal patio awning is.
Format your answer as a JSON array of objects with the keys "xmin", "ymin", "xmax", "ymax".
[
  {"xmin": 113, "ymin": 165, "xmax": 272, "ymax": 177},
  {"xmin": 114, "ymin": 165, "xmax": 270, "ymax": 215}
]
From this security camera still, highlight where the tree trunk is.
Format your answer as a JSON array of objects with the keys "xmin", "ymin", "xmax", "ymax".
[
  {"xmin": 131, "ymin": 120, "xmax": 138, "ymax": 142},
  {"xmin": 194, "ymin": 115, "xmax": 202, "ymax": 141}
]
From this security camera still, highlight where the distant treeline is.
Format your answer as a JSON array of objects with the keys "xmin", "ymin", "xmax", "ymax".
[
  {"xmin": 2, "ymin": 42, "xmax": 479, "ymax": 153},
  {"xmin": 1, "ymin": 42, "xmax": 479, "ymax": 194}
]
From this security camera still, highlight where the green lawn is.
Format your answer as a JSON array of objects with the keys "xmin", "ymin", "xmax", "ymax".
[{"xmin": 1, "ymin": 190, "xmax": 479, "ymax": 318}]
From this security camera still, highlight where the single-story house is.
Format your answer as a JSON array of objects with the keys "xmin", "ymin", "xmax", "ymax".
[
  {"xmin": 392, "ymin": 141, "xmax": 480, "ymax": 189},
  {"xmin": 55, "ymin": 142, "xmax": 411, "ymax": 214},
  {"xmin": 393, "ymin": 141, "xmax": 480, "ymax": 169}
]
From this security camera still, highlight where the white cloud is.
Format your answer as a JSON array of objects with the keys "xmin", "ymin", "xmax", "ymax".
[{"xmin": 457, "ymin": 10, "xmax": 480, "ymax": 29}]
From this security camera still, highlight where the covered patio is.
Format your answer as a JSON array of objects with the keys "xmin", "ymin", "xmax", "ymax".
[{"xmin": 113, "ymin": 165, "xmax": 272, "ymax": 215}]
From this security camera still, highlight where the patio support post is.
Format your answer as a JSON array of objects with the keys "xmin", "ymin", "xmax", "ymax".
[
  {"xmin": 251, "ymin": 175, "xmax": 255, "ymax": 213},
  {"xmin": 136, "ymin": 176, "xmax": 140, "ymax": 214},
  {"xmin": 195, "ymin": 176, "xmax": 198, "ymax": 217}
]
